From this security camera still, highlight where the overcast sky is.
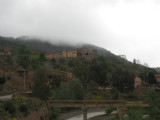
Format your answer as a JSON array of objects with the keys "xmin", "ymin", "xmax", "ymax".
[{"xmin": 0, "ymin": 0, "xmax": 160, "ymax": 67}]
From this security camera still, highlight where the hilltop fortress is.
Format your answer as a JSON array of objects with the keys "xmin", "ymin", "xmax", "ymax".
[{"xmin": 47, "ymin": 48, "xmax": 97, "ymax": 60}]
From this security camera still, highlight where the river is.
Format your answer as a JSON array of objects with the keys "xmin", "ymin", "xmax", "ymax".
[{"xmin": 66, "ymin": 111, "xmax": 106, "ymax": 120}]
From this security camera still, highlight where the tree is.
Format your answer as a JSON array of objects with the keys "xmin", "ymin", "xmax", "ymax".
[
  {"xmin": 32, "ymin": 68, "xmax": 51, "ymax": 100},
  {"xmin": 145, "ymin": 90, "xmax": 160, "ymax": 120},
  {"xmin": 16, "ymin": 45, "xmax": 31, "ymax": 68},
  {"xmin": 38, "ymin": 51, "xmax": 46, "ymax": 62},
  {"xmin": 30, "ymin": 55, "xmax": 40, "ymax": 69},
  {"xmin": 72, "ymin": 60, "xmax": 90, "ymax": 90},
  {"xmin": 110, "ymin": 88, "xmax": 119, "ymax": 100},
  {"xmin": 16, "ymin": 45, "xmax": 31, "ymax": 91},
  {"xmin": 89, "ymin": 59, "xmax": 108, "ymax": 86},
  {"xmin": 133, "ymin": 58, "xmax": 142, "ymax": 65},
  {"xmin": 147, "ymin": 71, "xmax": 157, "ymax": 84},
  {"xmin": 58, "ymin": 57, "xmax": 65, "ymax": 64},
  {"xmin": 53, "ymin": 79, "xmax": 84, "ymax": 100},
  {"xmin": 50, "ymin": 74, "xmax": 62, "ymax": 89},
  {"xmin": 112, "ymin": 67, "xmax": 135, "ymax": 92},
  {"xmin": 127, "ymin": 108, "xmax": 145, "ymax": 120}
]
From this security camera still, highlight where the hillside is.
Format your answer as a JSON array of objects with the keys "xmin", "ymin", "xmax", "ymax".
[
  {"xmin": 154, "ymin": 67, "xmax": 160, "ymax": 73},
  {"xmin": 0, "ymin": 35, "xmax": 158, "ymax": 94},
  {"xmin": 0, "ymin": 35, "xmax": 158, "ymax": 70},
  {"xmin": 0, "ymin": 52, "xmax": 24, "ymax": 94}
]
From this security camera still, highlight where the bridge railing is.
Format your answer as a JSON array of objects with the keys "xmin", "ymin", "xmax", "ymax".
[{"xmin": 47, "ymin": 100, "xmax": 126, "ymax": 108}]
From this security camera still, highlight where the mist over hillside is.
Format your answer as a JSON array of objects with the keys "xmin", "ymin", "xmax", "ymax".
[
  {"xmin": 1, "ymin": 35, "xmax": 158, "ymax": 70},
  {"xmin": 0, "ymin": 36, "xmax": 113, "ymax": 56}
]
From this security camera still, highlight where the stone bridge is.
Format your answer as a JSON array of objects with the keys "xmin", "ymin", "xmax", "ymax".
[{"xmin": 47, "ymin": 100, "xmax": 149, "ymax": 120}]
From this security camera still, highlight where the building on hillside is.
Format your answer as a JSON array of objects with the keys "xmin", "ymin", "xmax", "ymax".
[
  {"xmin": 17, "ymin": 70, "xmax": 74, "ymax": 90},
  {"xmin": 47, "ymin": 71, "xmax": 73, "ymax": 83},
  {"xmin": 46, "ymin": 54, "xmax": 61, "ymax": 59},
  {"xmin": 81, "ymin": 48, "xmax": 97, "ymax": 60},
  {"xmin": 62, "ymin": 50, "xmax": 67, "ymax": 58},
  {"xmin": 65, "ymin": 48, "xmax": 97, "ymax": 59},
  {"xmin": 155, "ymin": 74, "xmax": 160, "ymax": 83},
  {"xmin": 77, "ymin": 48, "xmax": 83, "ymax": 57},
  {"xmin": 134, "ymin": 76, "xmax": 141, "ymax": 88},
  {"xmin": 47, "ymin": 48, "xmax": 97, "ymax": 60},
  {"xmin": 17, "ymin": 70, "xmax": 35, "ymax": 90},
  {"xmin": 67, "ymin": 51, "xmax": 77, "ymax": 58}
]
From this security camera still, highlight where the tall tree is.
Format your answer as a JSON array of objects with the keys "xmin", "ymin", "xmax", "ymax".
[
  {"xmin": 148, "ymin": 71, "xmax": 157, "ymax": 84},
  {"xmin": 112, "ymin": 67, "xmax": 135, "ymax": 92},
  {"xmin": 89, "ymin": 59, "xmax": 108, "ymax": 86},
  {"xmin": 72, "ymin": 59, "xmax": 89, "ymax": 90},
  {"xmin": 32, "ymin": 68, "xmax": 51, "ymax": 100},
  {"xmin": 50, "ymin": 74, "xmax": 62, "ymax": 89},
  {"xmin": 38, "ymin": 51, "xmax": 46, "ymax": 62},
  {"xmin": 16, "ymin": 45, "xmax": 31, "ymax": 68}
]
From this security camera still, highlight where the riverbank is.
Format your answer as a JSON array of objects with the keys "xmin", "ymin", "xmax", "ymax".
[{"xmin": 57, "ymin": 108, "xmax": 105, "ymax": 120}]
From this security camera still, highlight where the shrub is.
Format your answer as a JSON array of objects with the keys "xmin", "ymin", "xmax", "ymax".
[
  {"xmin": 110, "ymin": 88, "xmax": 119, "ymax": 100},
  {"xmin": 50, "ymin": 108, "xmax": 61, "ymax": 119},
  {"xmin": 105, "ymin": 107, "xmax": 116, "ymax": 115},
  {"xmin": 19, "ymin": 104, "xmax": 28, "ymax": 113},
  {"xmin": 3, "ymin": 101, "xmax": 16, "ymax": 115}
]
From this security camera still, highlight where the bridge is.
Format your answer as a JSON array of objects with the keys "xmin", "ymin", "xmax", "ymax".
[{"xmin": 47, "ymin": 100, "xmax": 149, "ymax": 120}]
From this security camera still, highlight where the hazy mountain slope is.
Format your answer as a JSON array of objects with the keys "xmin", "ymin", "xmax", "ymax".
[
  {"xmin": 0, "ymin": 36, "xmax": 111, "ymax": 56},
  {"xmin": 154, "ymin": 67, "xmax": 160, "ymax": 73},
  {"xmin": 0, "ymin": 35, "xmax": 137, "ymax": 66},
  {"xmin": 0, "ymin": 36, "xmax": 19, "ymax": 49},
  {"xmin": 15, "ymin": 38, "xmax": 76, "ymax": 54}
]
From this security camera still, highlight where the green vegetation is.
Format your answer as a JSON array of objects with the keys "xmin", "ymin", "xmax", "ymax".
[
  {"xmin": 50, "ymin": 74, "xmax": 62, "ymax": 89},
  {"xmin": 19, "ymin": 103, "xmax": 28, "ymax": 115},
  {"xmin": 114, "ymin": 107, "xmax": 150, "ymax": 120},
  {"xmin": 50, "ymin": 107, "xmax": 61, "ymax": 119},
  {"xmin": 72, "ymin": 56, "xmax": 136, "ymax": 92},
  {"xmin": 105, "ymin": 107, "xmax": 116, "ymax": 115},
  {"xmin": 110, "ymin": 88, "xmax": 119, "ymax": 100},
  {"xmin": 53, "ymin": 79, "xmax": 84, "ymax": 100},
  {"xmin": 0, "ymin": 35, "xmax": 160, "ymax": 119},
  {"xmin": 16, "ymin": 45, "xmax": 31, "ymax": 69},
  {"xmin": 111, "ymin": 90, "xmax": 160, "ymax": 120},
  {"xmin": 32, "ymin": 68, "xmax": 51, "ymax": 100},
  {"xmin": 145, "ymin": 90, "xmax": 160, "ymax": 120},
  {"xmin": 3, "ymin": 101, "xmax": 16, "ymax": 115},
  {"xmin": 0, "ymin": 97, "xmax": 41, "ymax": 119}
]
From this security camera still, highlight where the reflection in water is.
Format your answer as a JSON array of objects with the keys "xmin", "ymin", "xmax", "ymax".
[{"xmin": 66, "ymin": 111, "xmax": 105, "ymax": 120}]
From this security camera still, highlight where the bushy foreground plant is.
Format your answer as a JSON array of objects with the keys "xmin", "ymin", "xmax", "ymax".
[
  {"xmin": 3, "ymin": 101, "xmax": 16, "ymax": 115},
  {"xmin": 105, "ymin": 107, "xmax": 116, "ymax": 115}
]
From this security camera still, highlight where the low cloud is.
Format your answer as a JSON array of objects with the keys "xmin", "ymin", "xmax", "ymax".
[{"xmin": 0, "ymin": 0, "xmax": 160, "ymax": 67}]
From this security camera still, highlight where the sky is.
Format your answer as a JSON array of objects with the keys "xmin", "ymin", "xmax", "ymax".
[{"xmin": 0, "ymin": 0, "xmax": 160, "ymax": 67}]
